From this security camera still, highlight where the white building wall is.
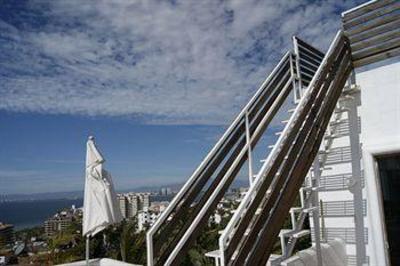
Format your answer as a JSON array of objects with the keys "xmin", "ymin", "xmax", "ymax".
[
  {"xmin": 309, "ymin": 60, "xmax": 400, "ymax": 266},
  {"xmin": 358, "ymin": 62, "xmax": 400, "ymax": 147},
  {"xmin": 357, "ymin": 61, "xmax": 400, "ymax": 266}
]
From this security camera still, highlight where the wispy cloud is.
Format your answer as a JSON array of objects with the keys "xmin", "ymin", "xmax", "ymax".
[{"xmin": 0, "ymin": 0, "xmax": 362, "ymax": 125}]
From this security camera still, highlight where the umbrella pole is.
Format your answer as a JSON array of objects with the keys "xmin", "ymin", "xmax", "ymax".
[{"xmin": 86, "ymin": 235, "xmax": 90, "ymax": 266}]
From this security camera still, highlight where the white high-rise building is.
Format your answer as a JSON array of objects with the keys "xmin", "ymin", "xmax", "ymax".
[
  {"xmin": 117, "ymin": 194, "xmax": 128, "ymax": 219},
  {"xmin": 127, "ymin": 194, "xmax": 140, "ymax": 218},
  {"xmin": 141, "ymin": 193, "xmax": 151, "ymax": 211}
]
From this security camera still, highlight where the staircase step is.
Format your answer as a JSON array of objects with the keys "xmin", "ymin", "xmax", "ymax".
[
  {"xmin": 329, "ymin": 120, "xmax": 345, "ymax": 126},
  {"xmin": 324, "ymin": 133, "xmax": 339, "ymax": 139},
  {"xmin": 335, "ymin": 106, "xmax": 349, "ymax": 113},
  {"xmin": 310, "ymin": 166, "xmax": 332, "ymax": 171},
  {"xmin": 292, "ymin": 230, "xmax": 310, "ymax": 238},
  {"xmin": 303, "ymin": 207, "xmax": 318, "ymax": 213},
  {"xmin": 342, "ymin": 84, "xmax": 359, "ymax": 92},
  {"xmin": 302, "ymin": 186, "xmax": 319, "ymax": 192},
  {"xmin": 289, "ymin": 206, "xmax": 317, "ymax": 214},
  {"xmin": 290, "ymin": 207, "xmax": 302, "ymax": 213},
  {"xmin": 279, "ymin": 229, "xmax": 310, "ymax": 238}
]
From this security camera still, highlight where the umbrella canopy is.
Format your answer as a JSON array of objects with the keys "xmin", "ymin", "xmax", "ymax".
[{"xmin": 83, "ymin": 136, "xmax": 123, "ymax": 237}]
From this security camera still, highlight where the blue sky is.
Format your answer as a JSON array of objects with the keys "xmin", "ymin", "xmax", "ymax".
[
  {"xmin": 0, "ymin": 0, "xmax": 362, "ymax": 194},
  {"xmin": 0, "ymin": 111, "xmax": 227, "ymax": 194}
]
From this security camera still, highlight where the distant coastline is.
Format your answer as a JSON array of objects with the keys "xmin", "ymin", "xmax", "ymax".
[
  {"xmin": 0, "ymin": 198, "xmax": 84, "ymax": 230},
  {"xmin": 0, "ymin": 179, "xmax": 248, "ymax": 230},
  {"xmin": 0, "ymin": 191, "xmax": 84, "ymax": 203},
  {"xmin": 0, "ymin": 183, "xmax": 182, "ymax": 203},
  {"xmin": 0, "ymin": 195, "xmax": 175, "ymax": 230},
  {"xmin": 1, "ymin": 179, "xmax": 248, "ymax": 203}
]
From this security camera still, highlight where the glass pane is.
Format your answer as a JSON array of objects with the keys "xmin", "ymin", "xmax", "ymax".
[{"xmin": 377, "ymin": 154, "xmax": 400, "ymax": 265}]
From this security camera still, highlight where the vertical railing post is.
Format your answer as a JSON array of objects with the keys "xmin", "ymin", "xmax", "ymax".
[
  {"xmin": 312, "ymin": 158, "xmax": 323, "ymax": 266},
  {"xmin": 320, "ymin": 199, "xmax": 326, "ymax": 242},
  {"xmin": 245, "ymin": 110, "xmax": 254, "ymax": 185},
  {"xmin": 292, "ymin": 37, "xmax": 303, "ymax": 102},
  {"xmin": 147, "ymin": 232, "xmax": 154, "ymax": 266},
  {"xmin": 345, "ymin": 76, "xmax": 366, "ymax": 266}
]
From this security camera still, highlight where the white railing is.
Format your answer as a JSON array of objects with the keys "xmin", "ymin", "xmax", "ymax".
[
  {"xmin": 146, "ymin": 51, "xmax": 291, "ymax": 266},
  {"xmin": 164, "ymin": 74, "xmax": 294, "ymax": 265},
  {"xmin": 218, "ymin": 30, "xmax": 344, "ymax": 266}
]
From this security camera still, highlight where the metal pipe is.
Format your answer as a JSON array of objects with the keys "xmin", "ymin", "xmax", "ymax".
[{"xmin": 86, "ymin": 236, "xmax": 90, "ymax": 266}]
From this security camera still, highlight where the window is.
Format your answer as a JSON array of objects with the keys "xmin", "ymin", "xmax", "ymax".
[{"xmin": 377, "ymin": 154, "xmax": 400, "ymax": 265}]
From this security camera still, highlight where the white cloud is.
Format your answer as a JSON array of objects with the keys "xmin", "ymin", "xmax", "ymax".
[{"xmin": 0, "ymin": 0, "xmax": 362, "ymax": 125}]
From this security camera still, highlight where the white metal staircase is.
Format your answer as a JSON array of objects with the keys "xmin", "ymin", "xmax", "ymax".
[
  {"xmin": 144, "ymin": 1, "xmax": 400, "ymax": 265},
  {"xmin": 147, "ymin": 47, "xmax": 300, "ymax": 266},
  {"xmin": 270, "ymin": 82, "xmax": 361, "ymax": 266},
  {"xmin": 146, "ymin": 29, "xmax": 353, "ymax": 266},
  {"xmin": 217, "ymin": 30, "xmax": 352, "ymax": 266},
  {"xmin": 146, "ymin": 34, "xmax": 327, "ymax": 266}
]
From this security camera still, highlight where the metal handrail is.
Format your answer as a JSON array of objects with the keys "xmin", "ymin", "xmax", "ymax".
[
  {"xmin": 146, "ymin": 51, "xmax": 292, "ymax": 266},
  {"xmin": 218, "ymin": 30, "xmax": 348, "ymax": 265},
  {"xmin": 241, "ymin": 39, "xmax": 350, "ymax": 266},
  {"xmin": 165, "ymin": 75, "xmax": 294, "ymax": 265}
]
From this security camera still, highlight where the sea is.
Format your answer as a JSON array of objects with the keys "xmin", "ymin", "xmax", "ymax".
[{"xmin": 0, "ymin": 198, "xmax": 83, "ymax": 230}]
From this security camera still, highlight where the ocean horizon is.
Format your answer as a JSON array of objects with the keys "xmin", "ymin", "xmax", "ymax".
[{"xmin": 0, "ymin": 198, "xmax": 83, "ymax": 230}]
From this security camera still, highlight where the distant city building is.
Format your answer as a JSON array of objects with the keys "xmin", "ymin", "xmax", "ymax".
[
  {"xmin": 136, "ymin": 200, "xmax": 171, "ymax": 231},
  {"xmin": 44, "ymin": 206, "xmax": 82, "ymax": 236},
  {"xmin": 159, "ymin": 188, "xmax": 165, "ymax": 196},
  {"xmin": 44, "ymin": 215, "xmax": 72, "ymax": 237},
  {"xmin": 117, "ymin": 192, "xmax": 153, "ymax": 219},
  {"xmin": 0, "ymin": 223, "xmax": 14, "ymax": 247},
  {"xmin": 137, "ymin": 211, "xmax": 159, "ymax": 232},
  {"xmin": 159, "ymin": 187, "xmax": 172, "ymax": 196},
  {"xmin": 149, "ymin": 201, "xmax": 169, "ymax": 213},
  {"xmin": 118, "ymin": 194, "xmax": 129, "ymax": 218},
  {"xmin": 127, "ymin": 194, "xmax": 140, "ymax": 218},
  {"xmin": 140, "ymin": 193, "xmax": 151, "ymax": 211}
]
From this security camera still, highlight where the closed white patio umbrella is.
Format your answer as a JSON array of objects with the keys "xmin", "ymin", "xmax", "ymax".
[{"xmin": 83, "ymin": 136, "xmax": 122, "ymax": 264}]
